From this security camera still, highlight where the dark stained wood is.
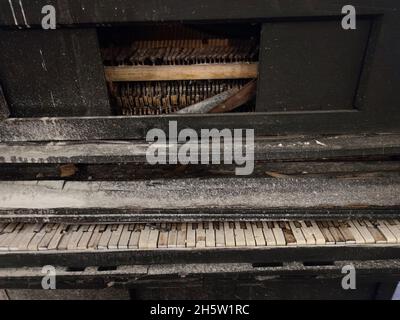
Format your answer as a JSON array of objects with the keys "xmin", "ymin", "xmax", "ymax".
[
  {"xmin": 256, "ymin": 19, "xmax": 372, "ymax": 111},
  {"xmin": 0, "ymin": 134, "xmax": 399, "ymax": 163},
  {"xmin": 0, "ymin": 84, "xmax": 9, "ymax": 120},
  {"xmin": 0, "ymin": 0, "xmax": 390, "ymax": 26},
  {"xmin": 1, "ymin": 113, "xmax": 400, "ymax": 142},
  {"xmin": 0, "ymin": 28, "xmax": 111, "ymax": 117},
  {"xmin": 209, "ymin": 80, "xmax": 257, "ymax": 113},
  {"xmin": 1, "ymin": 245, "xmax": 400, "ymax": 268}
]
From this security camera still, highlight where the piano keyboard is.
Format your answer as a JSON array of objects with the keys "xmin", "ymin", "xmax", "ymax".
[{"xmin": 1, "ymin": 219, "xmax": 400, "ymax": 252}]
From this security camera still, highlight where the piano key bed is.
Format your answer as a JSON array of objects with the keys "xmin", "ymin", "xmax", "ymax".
[
  {"xmin": 2, "ymin": 219, "xmax": 400, "ymax": 252},
  {"xmin": 1, "ymin": 219, "xmax": 400, "ymax": 270}
]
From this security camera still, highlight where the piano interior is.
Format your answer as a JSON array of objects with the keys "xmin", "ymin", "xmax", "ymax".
[{"xmin": 98, "ymin": 23, "xmax": 260, "ymax": 115}]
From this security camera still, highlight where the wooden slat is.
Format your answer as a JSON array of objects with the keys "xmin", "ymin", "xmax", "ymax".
[{"xmin": 104, "ymin": 63, "xmax": 258, "ymax": 82}]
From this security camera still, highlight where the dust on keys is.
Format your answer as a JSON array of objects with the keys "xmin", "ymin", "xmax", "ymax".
[{"xmin": 1, "ymin": 220, "xmax": 400, "ymax": 252}]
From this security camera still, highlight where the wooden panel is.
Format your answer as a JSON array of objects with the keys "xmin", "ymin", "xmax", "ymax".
[
  {"xmin": 0, "ymin": 29, "xmax": 111, "ymax": 117},
  {"xmin": 0, "ymin": 84, "xmax": 9, "ymax": 120},
  {"xmin": 0, "ymin": 177, "xmax": 399, "ymax": 223},
  {"xmin": 104, "ymin": 64, "xmax": 258, "ymax": 82},
  {"xmin": 0, "ymin": 134, "xmax": 399, "ymax": 164},
  {"xmin": 256, "ymin": 19, "xmax": 372, "ymax": 111},
  {"xmin": 0, "ymin": 0, "xmax": 389, "ymax": 26}
]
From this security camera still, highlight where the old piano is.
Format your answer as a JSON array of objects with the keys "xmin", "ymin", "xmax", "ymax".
[{"xmin": 0, "ymin": 0, "xmax": 400, "ymax": 300}]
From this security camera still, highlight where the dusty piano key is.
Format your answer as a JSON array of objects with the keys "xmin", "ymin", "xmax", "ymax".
[
  {"xmin": 243, "ymin": 222, "xmax": 256, "ymax": 247},
  {"xmin": 299, "ymin": 221, "xmax": 316, "ymax": 245},
  {"xmin": 270, "ymin": 222, "xmax": 285, "ymax": 246},
  {"xmin": 97, "ymin": 225, "xmax": 113, "ymax": 250},
  {"xmin": 108, "ymin": 224, "xmax": 124, "ymax": 249},
  {"xmin": 336, "ymin": 221, "xmax": 356, "ymax": 244},
  {"xmin": 263, "ymin": 222, "xmax": 277, "ymax": 246},
  {"xmin": 383, "ymin": 220, "xmax": 400, "ymax": 243},
  {"xmin": 281, "ymin": 222, "xmax": 296, "ymax": 246},
  {"xmin": 289, "ymin": 221, "xmax": 306, "ymax": 245},
  {"xmin": 128, "ymin": 224, "xmax": 141, "ymax": 249},
  {"xmin": 16, "ymin": 224, "xmax": 38, "ymax": 251},
  {"xmin": 87, "ymin": 225, "xmax": 103, "ymax": 250},
  {"xmin": 77, "ymin": 225, "xmax": 95, "ymax": 250},
  {"xmin": 224, "ymin": 222, "xmax": 235, "ymax": 247},
  {"xmin": 345, "ymin": 221, "xmax": 365, "ymax": 244},
  {"xmin": 214, "ymin": 222, "xmax": 225, "ymax": 247},
  {"xmin": 138, "ymin": 224, "xmax": 152, "ymax": 249},
  {"xmin": 176, "ymin": 223, "xmax": 187, "ymax": 248},
  {"xmin": 327, "ymin": 221, "xmax": 346, "ymax": 244},
  {"xmin": 252, "ymin": 222, "xmax": 266, "ymax": 246},
  {"xmin": 353, "ymin": 220, "xmax": 375, "ymax": 244},
  {"xmin": 196, "ymin": 222, "xmax": 206, "ymax": 248},
  {"xmin": 234, "ymin": 222, "xmax": 246, "ymax": 247},
  {"xmin": 1, "ymin": 222, "xmax": 18, "ymax": 234},
  {"xmin": 167, "ymin": 223, "xmax": 178, "ymax": 248},
  {"xmin": 364, "ymin": 220, "xmax": 387, "ymax": 244},
  {"xmin": 117, "ymin": 225, "xmax": 132, "ymax": 249},
  {"xmin": 376, "ymin": 220, "xmax": 397, "ymax": 244},
  {"xmin": 205, "ymin": 222, "xmax": 216, "ymax": 247},
  {"xmin": 0, "ymin": 223, "xmax": 23, "ymax": 251},
  {"xmin": 27, "ymin": 225, "xmax": 47, "ymax": 251},
  {"xmin": 66, "ymin": 225, "xmax": 84, "ymax": 250},
  {"xmin": 38, "ymin": 224, "xmax": 61, "ymax": 251},
  {"xmin": 147, "ymin": 225, "xmax": 159, "ymax": 249},
  {"xmin": 317, "ymin": 221, "xmax": 335, "ymax": 244},
  {"xmin": 158, "ymin": 223, "xmax": 170, "ymax": 248},
  {"xmin": 309, "ymin": 221, "xmax": 325, "ymax": 245}
]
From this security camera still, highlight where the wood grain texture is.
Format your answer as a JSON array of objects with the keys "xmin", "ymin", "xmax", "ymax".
[{"xmin": 104, "ymin": 63, "xmax": 258, "ymax": 81}]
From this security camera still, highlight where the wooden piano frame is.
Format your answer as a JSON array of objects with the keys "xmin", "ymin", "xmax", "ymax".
[{"xmin": 0, "ymin": 0, "xmax": 400, "ymax": 300}]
